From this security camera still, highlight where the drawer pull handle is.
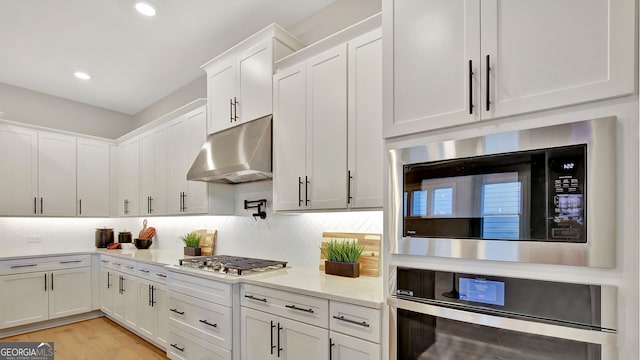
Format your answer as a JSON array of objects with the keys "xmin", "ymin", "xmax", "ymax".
[
  {"xmin": 199, "ymin": 319, "xmax": 218, "ymax": 328},
  {"xmin": 60, "ymin": 260, "xmax": 82, "ymax": 264},
  {"xmin": 155, "ymin": 273, "xmax": 167, "ymax": 278},
  {"xmin": 170, "ymin": 308, "xmax": 185, "ymax": 315},
  {"xmin": 10, "ymin": 264, "xmax": 37, "ymax": 269},
  {"xmin": 245, "ymin": 294, "xmax": 267, "ymax": 303},
  {"xmin": 332, "ymin": 315, "xmax": 370, "ymax": 328},
  {"xmin": 286, "ymin": 304, "xmax": 314, "ymax": 314},
  {"xmin": 113, "ymin": 263, "xmax": 121, "ymax": 266},
  {"xmin": 100, "ymin": 260, "xmax": 109, "ymax": 263},
  {"xmin": 139, "ymin": 269, "xmax": 150, "ymax": 273},
  {"xmin": 170, "ymin": 344, "xmax": 185, "ymax": 352},
  {"xmin": 125, "ymin": 265, "xmax": 134, "ymax": 269}
]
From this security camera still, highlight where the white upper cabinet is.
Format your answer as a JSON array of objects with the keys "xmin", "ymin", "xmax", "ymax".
[
  {"xmin": 384, "ymin": 0, "xmax": 636, "ymax": 138},
  {"xmin": 118, "ymin": 137, "xmax": 140, "ymax": 216},
  {"xmin": 77, "ymin": 139, "xmax": 110, "ymax": 216},
  {"xmin": 139, "ymin": 126, "xmax": 167, "ymax": 215},
  {"xmin": 273, "ymin": 15, "xmax": 382, "ymax": 211},
  {"xmin": 202, "ymin": 24, "xmax": 303, "ymax": 135},
  {"xmin": 273, "ymin": 44, "xmax": 348, "ymax": 211},
  {"xmin": 167, "ymin": 106, "xmax": 209, "ymax": 215},
  {"xmin": 0, "ymin": 125, "xmax": 38, "ymax": 216},
  {"xmin": 347, "ymin": 29, "xmax": 383, "ymax": 209},
  {"xmin": 38, "ymin": 132, "xmax": 77, "ymax": 216}
]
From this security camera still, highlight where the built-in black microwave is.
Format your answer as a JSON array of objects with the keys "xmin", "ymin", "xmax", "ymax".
[
  {"xmin": 388, "ymin": 118, "xmax": 617, "ymax": 268},
  {"xmin": 403, "ymin": 144, "xmax": 586, "ymax": 242}
]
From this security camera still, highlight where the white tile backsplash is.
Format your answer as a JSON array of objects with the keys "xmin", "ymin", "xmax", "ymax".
[{"xmin": 0, "ymin": 211, "xmax": 383, "ymax": 268}]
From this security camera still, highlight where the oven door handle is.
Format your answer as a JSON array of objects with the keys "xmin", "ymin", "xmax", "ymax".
[{"xmin": 388, "ymin": 297, "xmax": 617, "ymax": 346}]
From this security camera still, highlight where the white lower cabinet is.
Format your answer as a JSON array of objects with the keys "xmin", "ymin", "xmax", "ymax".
[
  {"xmin": 168, "ymin": 271, "xmax": 234, "ymax": 360},
  {"xmin": 100, "ymin": 265, "xmax": 115, "ymax": 316},
  {"xmin": 0, "ymin": 255, "xmax": 92, "ymax": 329},
  {"xmin": 241, "ymin": 307, "xmax": 328, "ymax": 360},
  {"xmin": 112, "ymin": 270, "xmax": 139, "ymax": 329},
  {"xmin": 330, "ymin": 331, "xmax": 380, "ymax": 360},
  {"xmin": 138, "ymin": 280, "xmax": 168, "ymax": 348}
]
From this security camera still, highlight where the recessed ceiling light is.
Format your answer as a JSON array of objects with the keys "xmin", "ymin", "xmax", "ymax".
[
  {"xmin": 134, "ymin": 2, "xmax": 156, "ymax": 16},
  {"xmin": 74, "ymin": 71, "xmax": 91, "ymax": 80}
]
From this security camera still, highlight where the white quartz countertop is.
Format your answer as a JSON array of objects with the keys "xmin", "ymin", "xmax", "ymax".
[{"xmin": 1, "ymin": 249, "xmax": 383, "ymax": 308}]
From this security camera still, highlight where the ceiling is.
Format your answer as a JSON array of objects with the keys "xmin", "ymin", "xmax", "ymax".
[{"xmin": 0, "ymin": 0, "xmax": 335, "ymax": 115}]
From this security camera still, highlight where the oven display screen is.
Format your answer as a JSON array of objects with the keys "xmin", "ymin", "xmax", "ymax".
[{"xmin": 459, "ymin": 278, "xmax": 505, "ymax": 306}]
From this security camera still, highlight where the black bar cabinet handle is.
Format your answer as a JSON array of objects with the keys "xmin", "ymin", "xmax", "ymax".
[
  {"xmin": 305, "ymin": 176, "xmax": 310, "ymax": 206},
  {"xmin": 285, "ymin": 304, "xmax": 314, "ymax": 313},
  {"xmin": 332, "ymin": 315, "xmax": 370, "ymax": 327},
  {"xmin": 277, "ymin": 323, "xmax": 283, "ymax": 357},
  {"xmin": 199, "ymin": 319, "xmax": 218, "ymax": 328},
  {"xmin": 170, "ymin": 344, "xmax": 185, "ymax": 352},
  {"xmin": 40, "ymin": 197, "xmax": 43, "ymax": 214},
  {"xmin": 298, "ymin": 177, "xmax": 302, "ymax": 207},
  {"xmin": 170, "ymin": 308, "xmax": 185, "ymax": 315},
  {"xmin": 120, "ymin": 276, "xmax": 125, "ymax": 293},
  {"xmin": 156, "ymin": 273, "xmax": 167, "ymax": 278},
  {"xmin": 347, "ymin": 170, "xmax": 353, "ymax": 204},
  {"xmin": 151, "ymin": 285, "xmax": 156, "ymax": 307},
  {"xmin": 34, "ymin": 197, "xmax": 37, "ymax": 214},
  {"xmin": 148, "ymin": 285, "xmax": 152, "ymax": 306},
  {"xmin": 50, "ymin": 273, "xmax": 53, "ymax": 291},
  {"xmin": 469, "ymin": 59, "xmax": 474, "ymax": 114},
  {"xmin": 270, "ymin": 321, "xmax": 276, "ymax": 355},
  {"xmin": 107, "ymin": 272, "xmax": 111, "ymax": 289},
  {"xmin": 60, "ymin": 260, "xmax": 82, "ymax": 264},
  {"xmin": 234, "ymin": 97, "xmax": 239, "ymax": 120},
  {"xmin": 230, "ymin": 98, "xmax": 233, "ymax": 123},
  {"xmin": 79, "ymin": 199, "xmax": 82, "ymax": 215},
  {"xmin": 329, "ymin": 338, "xmax": 335, "ymax": 360},
  {"xmin": 244, "ymin": 294, "xmax": 267, "ymax": 303},
  {"xmin": 44, "ymin": 273, "xmax": 47, "ymax": 292},
  {"xmin": 486, "ymin": 54, "xmax": 490, "ymax": 111},
  {"xmin": 182, "ymin": 192, "xmax": 187, "ymax": 211},
  {"xmin": 11, "ymin": 264, "xmax": 37, "ymax": 269}
]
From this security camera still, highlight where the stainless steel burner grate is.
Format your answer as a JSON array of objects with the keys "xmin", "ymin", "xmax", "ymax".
[{"xmin": 178, "ymin": 255, "xmax": 287, "ymax": 275}]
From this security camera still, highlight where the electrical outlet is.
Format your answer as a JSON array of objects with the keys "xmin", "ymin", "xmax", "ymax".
[{"xmin": 27, "ymin": 236, "xmax": 43, "ymax": 243}]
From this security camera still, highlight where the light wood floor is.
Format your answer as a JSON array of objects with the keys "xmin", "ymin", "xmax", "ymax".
[{"xmin": 1, "ymin": 317, "xmax": 169, "ymax": 360}]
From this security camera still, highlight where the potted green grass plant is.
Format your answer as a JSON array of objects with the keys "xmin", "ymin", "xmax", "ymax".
[
  {"xmin": 321, "ymin": 240, "xmax": 364, "ymax": 278},
  {"xmin": 182, "ymin": 232, "xmax": 202, "ymax": 256}
]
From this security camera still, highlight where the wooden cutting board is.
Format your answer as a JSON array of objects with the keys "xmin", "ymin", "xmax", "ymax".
[
  {"xmin": 319, "ymin": 232, "xmax": 381, "ymax": 277},
  {"xmin": 192, "ymin": 229, "xmax": 217, "ymax": 256}
]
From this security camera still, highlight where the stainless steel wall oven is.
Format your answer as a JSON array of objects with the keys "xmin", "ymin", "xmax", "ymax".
[
  {"xmin": 388, "ymin": 267, "xmax": 618, "ymax": 360},
  {"xmin": 388, "ymin": 118, "xmax": 617, "ymax": 267}
]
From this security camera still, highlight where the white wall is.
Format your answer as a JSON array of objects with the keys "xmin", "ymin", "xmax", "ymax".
[{"xmin": 0, "ymin": 82, "xmax": 132, "ymax": 139}]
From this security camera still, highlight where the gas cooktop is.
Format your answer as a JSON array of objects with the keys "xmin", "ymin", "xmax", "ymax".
[{"xmin": 177, "ymin": 255, "xmax": 287, "ymax": 275}]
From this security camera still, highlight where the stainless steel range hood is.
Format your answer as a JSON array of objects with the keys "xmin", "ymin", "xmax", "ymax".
[{"xmin": 187, "ymin": 114, "xmax": 272, "ymax": 184}]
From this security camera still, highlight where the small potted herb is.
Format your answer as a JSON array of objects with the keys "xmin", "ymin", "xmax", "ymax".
[
  {"xmin": 321, "ymin": 240, "xmax": 364, "ymax": 278},
  {"xmin": 182, "ymin": 232, "xmax": 202, "ymax": 256}
]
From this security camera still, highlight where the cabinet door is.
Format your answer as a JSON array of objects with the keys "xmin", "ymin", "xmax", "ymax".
[
  {"xmin": 77, "ymin": 139, "xmax": 110, "ymax": 216},
  {"xmin": 117, "ymin": 137, "xmax": 140, "ymax": 216},
  {"xmin": 348, "ymin": 29, "xmax": 383, "ymax": 209},
  {"xmin": 140, "ymin": 126, "xmax": 167, "ymax": 215},
  {"xmin": 279, "ymin": 316, "xmax": 329, "ymax": 360},
  {"xmin": 238, "ymin": 40, "xmax": 273, "ymax": 123},
  {"xmin": 387, "ymin": 0, "xmax": 480, "ymax": 137},
  {"xmin": 100, "ymin": 268, "xmax": 115, "ymax": 316},
  {"xmin": 0, "ymin": 125, "xmax": 38, "ymax": 216},
  {"xmin": 273, "ymin": 64, "xmax": 307, "ymax": 211},
  {"xmin": 207, "ymin": 58, "xmax": 237, "ymax": 134},
  {"xmin": 481, "ymin": 0, "xmax": 635, "ymax": 120},
  {"xmin": 122, "ymin": 273, "xmax": 139, "ymax": 329},
  {"xmin": 306, "ymin": 44, "xmax": 348, "ymax": 210},
  {"xmin": 48, "ymin": 267, "xmax": 92, "ymax": 319},
  {"xmin": 154, "ymin": 285, "xmax": 169, "ymax": 349},
  {"xmin": 167, "ymin": 109, "xmax": 208, "ymax": 215},
  {"xmin": 241, "ymin": 307, "xmax": 275, "ymax": 360},
  {"xmin": 38, "ymin": 132, "xmax": 77, "ymax": 216},
  {"xmin": 0, "ymin": 272, "xmax": 48, "ymax": 328},
  {"xmin": 138, "ymin": 280, "xmax": 157, "ymax": 341},
  {"xmin": 330, "ymin": 331, "xmax": 380, "ymax": 360}
]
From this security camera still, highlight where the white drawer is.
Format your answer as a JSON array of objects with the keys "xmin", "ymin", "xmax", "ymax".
[
  {"xmin": 99, "ymin": 255, "xmax": 113, "ymax": 269},
  {"xmin": 0, "ymin": 255, "xmax": 91, "ymax": 275},
  {"xmin": 329, "ymin": 301, "xmax": 381, "ymax": 343},
  {"xmin": 241, "ymin": 284, "xmax": 328, "ymax": 328},
  {"xmin": 136, "ymin": 262, "xmax": 167, "ymax": 284},
  {"xmin": 168, "ymin": 326, "xmax": 231, "ymax": 360},
  {"xmin": 109, "ymin": 258, "xmax": 136, "ymax": 274},
  {"xmin": 168, "ymin": 271, "xmax": 233, "ymax": 307},
  {"xmin": 168, "ymin": 291, "xmax": 232, "ymax": 350}
]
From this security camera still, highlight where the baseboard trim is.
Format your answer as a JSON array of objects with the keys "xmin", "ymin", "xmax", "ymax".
[{"xmin": 0, "ymin": 311, "xmax": 104, "ymax": 338}]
